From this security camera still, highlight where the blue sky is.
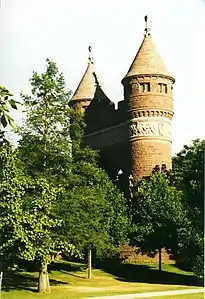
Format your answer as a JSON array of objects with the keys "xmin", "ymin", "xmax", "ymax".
[{"xmin": 0, "ymin": 0, "xmax": 205, "ymax": 154}]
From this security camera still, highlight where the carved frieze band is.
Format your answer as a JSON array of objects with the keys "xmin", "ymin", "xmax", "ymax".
[
  {"xmin": 130, "ymin": 119, "xmax": 171, "ymax": 141},
  {"xmin": 130, "ymin": 110, "xmax": 173, "ymax": 120}
]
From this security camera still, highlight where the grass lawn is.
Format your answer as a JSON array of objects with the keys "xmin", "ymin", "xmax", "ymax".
[{"xmin": 1, "ymin": 260, "xmax": 203, "ymax": 299}]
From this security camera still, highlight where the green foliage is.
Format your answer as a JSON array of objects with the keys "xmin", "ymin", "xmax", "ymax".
[
  {"xmin": 57, "ymin": 108, "xmax": 129, "ymax": 258},
  {"xmin": 17, "ymin": 178, "xmax": 75, "ymax": 265},
  {"xmin": 172, "ymin": 139, "xmax": 204, "ymax": 230},
  {"xmin": 131, "ymin": 172, "xmax": 186, "ymax": 259},
  {"xmin": 18, "ymin": 58, "xmax": 72, "ymax": 181},
  {"xmin": 61, "ymin": 109, "xmax": 129, "ymax": 258},
  {"xmin": 192, "ymin": 253, "xmax": 204, "ymax": 279},
  {"xmin": 172, "ymin": 139, "xmax": 204, "ymax": 277},
  {"xmin": 69, "ymin": 108, "xmax": 99, "ymax": 166},
  {"xmin": 17, "ymin": 58, "xmax": 129, "ymax": 266},
  {"xmin": 0, "ymin": 85, "xmax": 19, "ymax": 128},
  {"xmin": 58, "ymin": 166, "xmax": 129, "ymax": 259},
  {"xmin": 0, "ymin": 141, "xmax": 75, "ymax": 269},
  {"xmin": 0, "ymin": 141, "xmax": 26, "ymax": 266}
]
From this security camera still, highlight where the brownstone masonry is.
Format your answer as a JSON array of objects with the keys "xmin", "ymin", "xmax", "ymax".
[
  {"xmin": 70, "ymin": 17, "xmax": 175, "ymax": 188},
  {"xmin": 119, "ymin": 245, "xmax": 174, "ymax": 264}
]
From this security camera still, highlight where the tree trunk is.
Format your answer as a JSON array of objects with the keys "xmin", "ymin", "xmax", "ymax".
[
  {"xmin": 38, "ymin": 263, "xmax": 51, "ymax": 293},
  {"xmin": 0, "ymin": 271, "xmax": 3, "ymax": 299},
  {"xmin": 158, "ymin": 248, "xmax": 162, "ymax": 271},
  {"xmin": 87, "ymin": 249, "xmax": 92, "ymax": 279}
]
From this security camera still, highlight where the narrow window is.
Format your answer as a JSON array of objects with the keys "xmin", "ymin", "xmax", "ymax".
[
  {"xmin": 140, "ymin": 83, "xmax": 150, "ymax": 92},
  {"xmin": 139, "ymin": 83, "xmax": 144, "ymax": 92},
  {"xmin": 158, "ymin": 83, "xmax": 162, "ymax": 92},
  {"xmin": 158, "ymin": 83, "xmax": 167, "ymax": 93},
  {"xmin": 146, "ymin": 83, "xmax": 151, "ymax": 92}
]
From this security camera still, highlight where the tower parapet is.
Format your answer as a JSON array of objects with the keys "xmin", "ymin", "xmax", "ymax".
[{"xmin": 121, "ymin": 16, "xmax": 175, "ymax": 182}]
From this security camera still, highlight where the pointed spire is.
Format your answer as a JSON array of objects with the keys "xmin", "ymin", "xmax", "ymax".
[
  {"xmin": 123, "ymin": 16, "xmax": 173, "ymax": 80},
  {"xmin": 71, "ymin": 46, "xmax": 98, "ymax": 102},
  {"xmin": 144, "ymin": 15, "xmax": 151, "ymax": 36}
]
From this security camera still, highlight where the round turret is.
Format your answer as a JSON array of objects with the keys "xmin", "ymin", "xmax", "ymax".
[
  {"xmin": 122, "ymin": 17, "xmax": 175, "ymax": 182},
  {"xmin": 70, "ymin": 47, "xmax": 99, "ymax": 113}
]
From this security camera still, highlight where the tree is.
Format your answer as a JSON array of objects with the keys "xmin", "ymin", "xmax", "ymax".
[
  {"xmin": 0, "ymin": 140, "xmax": 75, "ymax": 293},
  {"xmin": 172, "ymin": 139, "xmax": 204, "ymax": 277},
  {"xmin": 57, "ymin": 166, "xmax": 129, "ymax": 278},
  {"xmin": 17, "ymin": 58, "xmax": 129, "ymax": 281},
  {"xmin": 55, "ymin": 108, "xmax": 129, "ymax": 278},
  {"xmin": 130, "ymin": 171, "xmax": 187, "ymax": 271},
  {"xmin": 0, "ymin": 140, "xmax": 25, "ymax": 269},
  {"xmin": 18, "ymin": 58, "xmax": 72, "ymax": 181},
  {"xmin": 0, "ymin": 85, "xmax": 19, "ymax": 128},
  {"xmin": 172, "ymin": 139, "xmax": 204, "ymax": 231},
  {"xmin": 58, "ymin": 105, "xmax": 129, "ymax": 279},
  {"xmin": 19, "ymin": 178, "xmax": 75, "ymax": 293},
  {"xmin": 15, "ymin": 59, "xmax": 78, "ymax": 292}
]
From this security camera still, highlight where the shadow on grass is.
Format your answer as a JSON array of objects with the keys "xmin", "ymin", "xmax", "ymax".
[
  {"xmin": 50, "ymin": 260, "xmax": 86, "ymax": 273},
  {"xmin": 2, "ymin": 271, "xmax": 68, "ymax": 293},
  {"xmin": 50, "ymin": 261, "xmax": 88, "ymax": 279},
  {"xmin": 96, "ymin": 261, "xmax": 203, "ymax": 287}
]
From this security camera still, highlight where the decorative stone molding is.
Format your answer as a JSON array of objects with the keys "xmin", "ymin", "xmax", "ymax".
[
  {"xmin": 127, "ymin": 74, "xmax": 175, "ymax": 83},
  {"xmin": 130, "ymin": 110, "xmax": 173, "ymax": 120},
  {"xmin": 130, "ymin": 119, "xmax": 171, "ymax": 140}
]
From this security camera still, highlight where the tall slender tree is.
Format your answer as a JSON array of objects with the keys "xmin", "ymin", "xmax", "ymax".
[
  {"xmin": 18, "ymin": 58, "xmax": 72, "ymax": 181},
  {"xmin": 16, "ymin": 59, "xmax": 76, "ymax": 292}
]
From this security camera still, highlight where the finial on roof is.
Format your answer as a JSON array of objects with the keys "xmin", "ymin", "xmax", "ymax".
[
  {"xmin": 144, "ymin": 15, "xmax": 151, "ymax": 36},
  {"xmin": 88, "ymin": 46, "xmax": 94, "ymax": 64}
]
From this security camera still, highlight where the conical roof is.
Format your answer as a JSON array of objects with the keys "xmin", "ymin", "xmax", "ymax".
[
  {"xmin": 71, "ymin": 56, "xmax": 96, "ymax": 101},
  {"xmin": 123, "ymin": 33, "xmax": 173, "ymax": 80}
]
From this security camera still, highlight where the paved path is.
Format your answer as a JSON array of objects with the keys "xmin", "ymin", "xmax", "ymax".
[{"xmin": 88, "ymin": 288, "xmax": 204, "ymax": 299}]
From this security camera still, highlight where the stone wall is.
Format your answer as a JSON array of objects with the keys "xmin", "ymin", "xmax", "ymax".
[{"xmin": 130, "ymin": 139, "xmax": 172, "ymax": 181}]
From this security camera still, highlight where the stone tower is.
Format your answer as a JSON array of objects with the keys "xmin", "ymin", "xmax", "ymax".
[
  {"xmin": 71, "ymin": 17, "xmax": 175, "ymax": 189},
  {"xmin": 121, "ymin": 17, "xmax": 175, "ymax": 182}
]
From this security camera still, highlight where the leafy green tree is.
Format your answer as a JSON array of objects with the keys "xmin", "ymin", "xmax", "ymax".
[
  {"xmin": 58, "ymin": 166, "xmax": 129, "ymax": 278},
  {"xmin": 0, "ymin": 140, "xmax": 25, "ymax": 268},
  {"xmin": 0, "ymin": 85, "xmax": 19, "ymax": 128},
  {"xmin": 18, "ymin": 58, "xmax": 72, "ymax": 181},
  {"xmin": 61, "ymin": 107, "xmax": 129, "ymax": 278},
  {"xmin": 172, "ymin": 139, "xmax": 204, "ymax": 231},
  {"xmin": 130, "ymin": 171, "xmax": 187, "ymax": 271},
  {"xmin": 20, "ymin": 178, "xmax": 75, "ymax": 293},
  {"xmin": 15, "ymin": 59, "xmax": 78, "ymax": 292},
  {"xmin": 172, "ymin": 139, "xmax": 204, "ymax": 277},
  {"xmin": 0, "ymin": 141, "xmax": 75, "ymax": 293},
  {"xmin": 17, "ymin": 58, "xmax": 129, "ymax": 281}
]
